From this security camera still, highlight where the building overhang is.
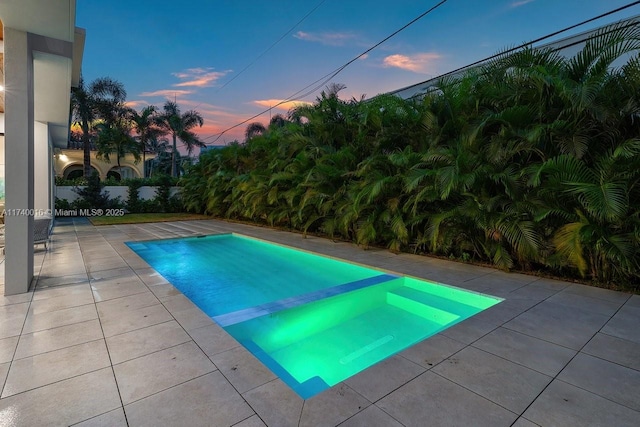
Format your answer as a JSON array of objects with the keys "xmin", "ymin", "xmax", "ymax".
[{"xmin": 0, "ymin": 0, "xmax": 83, "ymax": 148}]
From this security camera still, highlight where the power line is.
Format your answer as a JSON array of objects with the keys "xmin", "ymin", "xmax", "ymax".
[
  {"xmin": 203, "ymin": 0, "xmax": 640, "ymax": 145},
  {"xmin": 190, "ymin": 0, "xmax": 328, "ymax": 113},
  {"xmin": 391, "ymin": 0, "xmax": 640, "ymax": 98},
  {"xmin": 203, "ymin": 0, "xmax": 450, "ymax": 143},
  {"xmin": 215, "ymin": 0, "xmax": 329, "ymax": 94}
]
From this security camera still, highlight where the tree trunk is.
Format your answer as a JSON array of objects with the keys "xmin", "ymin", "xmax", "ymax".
[
  {"xmin": 171, "ymin": 134, "xmax": 177, "ymax": 177},
  {"xmin": 82, "ymin": 122, "xmax": 91, "ymax": 177}
]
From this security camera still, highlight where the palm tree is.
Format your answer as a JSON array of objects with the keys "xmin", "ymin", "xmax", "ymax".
[
  {"xmin": 95, "ymin": 105, "xmax": 140, "ymax": 178},
  {"xmin": 130, "ymin": 106, "xmax": 161, "ymax": 177},
  {"xmin": 245, "ymin": 122, "xmax": 266, "ymax": 140},
  {"xmin": 71, "ymin": 77, "xmax": 127, "ymax": 177},
  {"xmin": 146, "ymin": 136, "xmax": 170, "ymax": 177},
  {"xmin": 156, "ymin": 101, "xmax": 204, "ymax": 177}
]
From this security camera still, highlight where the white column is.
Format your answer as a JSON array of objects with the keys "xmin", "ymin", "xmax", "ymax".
[
  {"xmin": 4, "ymin": 28, "xmax": 35, "ymax": 295},
  {"xmin": 34, "ymin": 122, "xmax": 51, "ymax": 217}
]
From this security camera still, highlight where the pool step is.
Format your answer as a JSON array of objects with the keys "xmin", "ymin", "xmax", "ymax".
[
  {"xmin": 386, "ymin": 290, "xmax": 460, "ymax": 326},
  {"xmin": 389, "ymin": 285, "xmax": 484, "ymax": 318}
]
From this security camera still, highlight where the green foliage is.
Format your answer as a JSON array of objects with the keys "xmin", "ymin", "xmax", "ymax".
[
  {"xmin": 126, "ymin": 180, "xmax": 144, "ymax": 213},
  {"xmin": 56, "ymin": 176, "xmax": 88, "ymax": 186},
  {"xmin": 179, "ymin": 24, "xmax": 640, "ymax": 289},
  {"xmin": 73, "ymin": 173, "xmax": 121, "ymax": 210}
]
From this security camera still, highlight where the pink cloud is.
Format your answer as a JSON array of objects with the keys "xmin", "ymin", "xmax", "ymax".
[
  {"xmin": 382, "ymin": 53, "xmax": 442, "ymax": 73},
  {"xmin": 124, "ymin": 100, "xmax": 150, "ymax": 108},
  {"xmin": 172, "ymin": 68, "xmax": 229, "ymax": 88},
  {"xmin": 252, "ymin": 99, "xmax": 312, "ymax": 111},
  {"xmin": 510, "ymin": 0, "xmax": 535, "ymax": 7},
  {"xmin": 139, "ymin": 89, "xmax": 193, "ymax": 98},
  {"xmin": 293, "ymin": 31, "xmax": 356, "ymax": 46}
]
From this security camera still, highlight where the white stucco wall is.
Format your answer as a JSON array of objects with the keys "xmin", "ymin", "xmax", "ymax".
[{"xmin": 56, "ymin": 186, "xmax": 180, "ymax": 203}]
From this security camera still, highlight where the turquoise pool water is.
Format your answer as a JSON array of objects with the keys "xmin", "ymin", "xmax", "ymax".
[{"xmin": 127, "ymin": 234, "xmax": 502, "ymax": 398}]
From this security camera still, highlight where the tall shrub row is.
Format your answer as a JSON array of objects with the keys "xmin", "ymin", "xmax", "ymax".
[{"xmin": 181, "ymin": 23, "xmax": 640, "ymax": 288}]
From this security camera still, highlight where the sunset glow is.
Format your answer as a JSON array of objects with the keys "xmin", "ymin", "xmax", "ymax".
[{"xmin": 77, "ymin": 0, "xmax": 638, "ymax": 149}]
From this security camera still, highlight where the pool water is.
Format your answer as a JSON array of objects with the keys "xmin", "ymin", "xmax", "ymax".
[{"xmin": 127, "ymin": 234, "xmax": 502, "ymax": 399}]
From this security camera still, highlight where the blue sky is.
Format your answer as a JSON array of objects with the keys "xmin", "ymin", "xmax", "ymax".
[{"xmin": 77, "ymin": 0, "xmax": 639, "ymax": 146}]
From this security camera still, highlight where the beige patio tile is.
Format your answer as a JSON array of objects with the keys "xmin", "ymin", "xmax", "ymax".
[
  {"xmin": 234, "ymin": 415, "xmax": 267, "ymax": 427},
  {"xmin": 86, "ymin": 258, "xmax": 130, "ymax": 273},
  {"xmin": 210, "ymin": 346, "xmax": 277, "ymax": 394},
  {"xmin": 3, "ymin": 217, "xmax": 638, "ymax": 426},
  {"xmin": 0, "ymin": 302, "xmax": 30, "ymax": 340},
  {"xmin": 0, "ymin": 291, "xmax": 33, "ymax": 307},
  {"xmin": 88, "ymin": 266, "xmax": 137, "ymax": 281},
  {"xmin": 32, "ymin": 282, "xmax": 92, "ymax": 301},
  {"xmin": 511, "ymin": 417, "xmax": 541, "ymax": 427},
  {"xmin": 125, "ymin": 257, "xmax": 151, "ymax": 269},
  {"xmin": 35, "ymin": 272, "xmax": 89, "ymax": 289},
  {"xmin": 432, "ymin": 346, "xmax": 552, "ymax": 414},
  {"xmin": 99, "ymin": 303, "xmax": 173, "ymax": 337},
  {"xmin": 73, "ymin": 408, "xmax": 127, "ymax": 427},
  {"xmin": 2, "ymin": 339, "xmax": 110, "ymax": 397},
  {"xmin": 523, "ymin": 379, "xmax": 640, "ymax": 427},
  {"xmin": 14, "ymin": 319, "xmax": 104, "ymax": 359},
  {"xmin": 188, "ymin": 322, "xmax": 240, "ymax": 356},
  {"xmin": 507, "ymin": 281, "xmax": 564, "ymax": 300},
  {"xmin": 28, "ymin": 292, "xmax": 94, "ymax": 316},
  {"xmin": 124, "ymin": 371, "xmax": 254, "ymax": 427},
  {"xmin": 545, "ymin": 290, "xmax": 625, "ymax": 317},
  {"xmin": 0, "ymin": 368, "xmax": 121, "ymax": 427},
  {"xmin": 242, "ymin": 379, "xmax": 304, "ymax": 427},
  {"xmin": 0, "ymin": 336, "xmax": 18, "ymax": 364},
  {"xmin": 504, "ymin": 301, "xmax": 610, "ymax": 349},
  {"xmin": 339, "ymin": 404, "xmax": 404, "ymax": 427},
  {"xmin": 0, "ymin": 362, "xmax": 9, "ymax": 390},
  {"xmin": 106, "ymin": 320, "xmax": 191, "ymax": 364},
  {"xmin": 135, "ymin": 268, "xmax": 170, "ymax": 286},
  {"xmin": 601, "ymin": 304, "xmax": 640, "ymax": 344},
  {"xmin": 440, "ymin": 317, "xmax": 499, "ymax": 344},
  {"xmin": 92, "ymin": 280, "xmax": 149, "ymax": 302},
  {"xmin": 378, "ymin": 372, "xmax": 517, "ymax": 427},
  {"xmin": 299, "ymin": 383, "xmax": 371, "ymax": 427},
  {"xmin": 469, "ymin": 297, "xmax": 537, "ymax": 325},
  {"xmin": 399, "ymin": 333, "xmax": 466, "ymax": 368},
  {"xmin": 161, "ymin": 294, "xmax": 198, "ymax": 312},
  {"xmin": 22, "ymin": 304, "xmax": 98, "ymax": 334},
  {"xmin": 96, "ymin": 291, "xmax": 159, "ymax": 316},
  {"xmin": 114, "ymin": 341, "xmax": 216, "ymax": 404},
  {"xmin": 344, "ymin": 355, "xmax": 425, "ymax": 402},
  {"xmin": 473, "ymin": 327, "xmax": 577, "ymax": 376},
  {"xmin": 168, "ymin": 305, "xmax": 214, "ymax": 331},
  {"xmin": 560, "ymin": 283, "xmax": 632, "ymax": 304},
  {"xmin": 39, "ymin": 262, "xmax": 87, "ymax": 278},
  {"xmin": 557, "ymin": 353, "xmax": 640, "ymax": 411},
  {"xmin": 583, "ymin": 332, "xmax": 640, "ymax": 371},
  {"xmin": 147, "ymin": 282, "xmax": 181, "ymax": 300}
]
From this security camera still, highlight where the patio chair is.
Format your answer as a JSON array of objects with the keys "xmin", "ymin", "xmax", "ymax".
[
  {"xmin": 0, "ymin": 218, "xmax": 51, "ymax": 254},
  {"xmin": 33, "ymin": 218, "xmax": 51, "ymax": 250}
]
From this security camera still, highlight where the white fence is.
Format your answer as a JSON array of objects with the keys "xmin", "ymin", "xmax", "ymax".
[{"xmin": 56, "ymin": 186, "xmax": 180, "ymax": 203}]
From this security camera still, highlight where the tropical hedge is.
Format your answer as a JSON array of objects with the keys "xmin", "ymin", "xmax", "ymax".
[{"xmin": 181, "ymin": 23, "xmax": 640, "ymax": 289}]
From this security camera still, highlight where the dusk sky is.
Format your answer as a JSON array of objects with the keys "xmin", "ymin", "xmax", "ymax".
[{"xmin": 77, "ymin": 0, "xmax": 639, "ymax": 149}]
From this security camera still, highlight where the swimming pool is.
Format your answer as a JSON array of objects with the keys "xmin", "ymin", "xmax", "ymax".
[{"xmin": 128, "ymin": 234, "xmax": 502, "ymax": 398}]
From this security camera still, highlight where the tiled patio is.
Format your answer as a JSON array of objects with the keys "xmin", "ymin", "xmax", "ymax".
[{"xmin": 0, "ymin": 217, "xmax": 639, "ymax": 426}]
